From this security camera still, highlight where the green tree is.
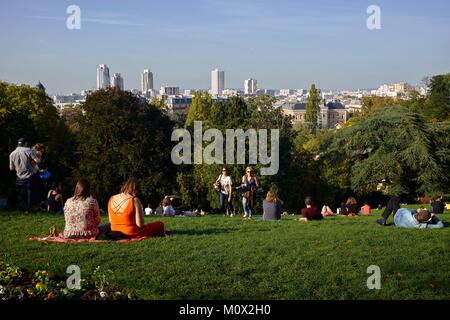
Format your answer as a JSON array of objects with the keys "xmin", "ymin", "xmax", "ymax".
[
  {"xmin": 423, "ymin": 73, "xmax": 450, "ymax": 121},
  {"xmin": 404, "ymin": 90, "xmax": 425, "ymax": 115},
  {"xmin": 75, "ymin": 88, "xmax": 176, "ymax": 206},
  {"xmin": 324, "ymin": 106, "xmax": 448, "ymax": 197},
  {"xmin": 361, "ymin": 96, "xmax": 399, "ymax": 115},
  {"xmin": 151, "ymin": 96, "xmax": 166, "ymax": 110},
  {"xmin": 305, "ymin": 84, "xmax": 321, "ymax": 133},
  {"xmin": 0, "ymin": 82, "xmax": 76, "ymax": 198},
  {"xmin": 185, "ymin": 91, "xmax": 204, "ymax": 128},
  {"xmin": 61, "ymin": 104, "xmax": 83, "ymax": 133}
]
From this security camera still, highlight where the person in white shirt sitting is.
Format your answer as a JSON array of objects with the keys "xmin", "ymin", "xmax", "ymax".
[{"xmin": 162, "ymin": 197, "xmax": 175, "ymax": 217}]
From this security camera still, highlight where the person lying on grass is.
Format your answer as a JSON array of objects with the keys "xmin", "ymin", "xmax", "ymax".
[
  {"xmin": 300, "ymin": 196, "xmax": 323, "ymax": 222},
  {"xmin": 392, "ymin": 208, "xmax": 444, "ymax": 229}
]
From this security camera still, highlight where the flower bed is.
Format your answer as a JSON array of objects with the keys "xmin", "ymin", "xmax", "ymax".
[{"xmin": 0, "ymin": 261, "xmax": 138, "ymax": 300}]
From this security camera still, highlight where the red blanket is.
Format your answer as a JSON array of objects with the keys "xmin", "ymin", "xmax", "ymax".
[{"xmin": 29, "ymin": 235, "xmax": 150, "ymax": 243}]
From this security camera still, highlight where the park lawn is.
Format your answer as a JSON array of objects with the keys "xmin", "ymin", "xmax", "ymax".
[{"xmin": 0, "ymin": 207, "xmax": 449, "ymax": 300}]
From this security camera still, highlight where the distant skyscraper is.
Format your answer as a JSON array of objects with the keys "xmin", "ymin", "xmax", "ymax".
[
  {"xmin": 141, "ymin": 69, "xmax": 154, "ymax": 93},
  {"xmin": 97, "ymin": 64, "xmax": 110, "ymax": 90},
  {"xmin": 211, "ymin": 69, "xmax": 225, "ymax": 96},
  {"xmin": 111, "ymin": 73, "xmax": 124, "ymax": 90},
  {"xmin": 244, "ymin": 78, "xmax": 258, "ymax": 95}
]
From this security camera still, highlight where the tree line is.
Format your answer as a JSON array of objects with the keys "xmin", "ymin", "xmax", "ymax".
[{"xmin": 1, "ymin": 73, "xmax": 449, "ymax": 212}]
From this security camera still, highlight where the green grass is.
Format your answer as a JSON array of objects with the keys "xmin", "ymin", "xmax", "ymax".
[{"xmin": 1, "ymin": 207, "xmax": 449, "ymax": 300}]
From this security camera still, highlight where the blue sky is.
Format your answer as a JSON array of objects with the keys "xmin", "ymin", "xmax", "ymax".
[{"xmin": 0, "ymin": 0, "xmax": 449, "ymax": 94}]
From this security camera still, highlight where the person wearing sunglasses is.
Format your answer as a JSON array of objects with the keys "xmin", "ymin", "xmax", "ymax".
[
  {"xmin": 241, "ymin": 166, "xmax": 260, "ymax": 220},
  {"xmin": 215, "ymin": 167, "xmax": 234, "ymax": 216}
]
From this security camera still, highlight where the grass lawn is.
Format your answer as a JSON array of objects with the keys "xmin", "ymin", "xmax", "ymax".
[{"xmin": 0, "ymin": 207, "xmax": 449, "ymax": 300}]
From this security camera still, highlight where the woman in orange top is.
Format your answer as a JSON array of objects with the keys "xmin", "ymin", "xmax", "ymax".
[{"xmin": 108, "ymin": 179, "xmax": 166, "ymax": 237}]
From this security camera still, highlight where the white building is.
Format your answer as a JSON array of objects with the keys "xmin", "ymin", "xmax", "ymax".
[
  {"xmin": 160, "ymin": 86, "xmax": 180, "ymax": 96},
  {"xmin": 222, "ymin": 89, "xmax": 239, "ymax": 97},
  {"xmin": 345, "ymin": 99, "xmax": 363, "ymax": 113},
  {"xmin": 372, "ymin": 82, "xmax": 414, "ymax": 97},
  {"xmin": 166, "ymin": 96, "xmax": 193, "ymax": 115},
  {"xmin": 111, "ymin": 73, "xmax": 124, "ymax": 90},
  {"xmin": 97, "ymin": 64, "xmax": 110, "ymax": 90},
  {"xmin": 256, "ymin": 89, "xmax": 277, "ymax": 97},
  {"xmin": 141, "ymin": 69, "xmax": 154, "ymax": 94},
  {"xmin": 211, "ymin": 69, "xmax": 225, "ymax": 96},
  {"xmin": 244, "ymin": 78, "xmax": 258, "ymax": 95},
  {"xmin": 279, "ymin": 89, "xmax": 296, "ymax": 96}
]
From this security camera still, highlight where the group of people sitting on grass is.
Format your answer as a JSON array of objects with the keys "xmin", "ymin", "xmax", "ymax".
[
  {"xmin": 59, "ymin": 179, "xmax": 169, "ymax": 240},
  {"xmin": 29, "ymin": 177, "xmax": 450, "ymax": 242},
  {"xmin": 262, "ymin": 195, "xmax": 373, "ymax": 222},
  {"xmin": 51, "ymin": 178, "xmax": 447, "ymax": 240},
  {"xmin": 262, "ymin": 194, "xmax": 445, "ymax": 229}
]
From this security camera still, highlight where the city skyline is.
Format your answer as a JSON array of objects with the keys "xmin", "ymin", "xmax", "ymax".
[{"xmin": 1, "ymin": 0, "xmax": 450, "ymax": 94}]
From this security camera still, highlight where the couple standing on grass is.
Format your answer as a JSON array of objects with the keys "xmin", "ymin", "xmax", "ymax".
[{"xmin": 215, "ymin": 166, "xmax": 259, "ymax": 220}]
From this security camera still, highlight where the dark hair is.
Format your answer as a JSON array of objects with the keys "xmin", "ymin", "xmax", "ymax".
[
  {"xmin": 305, "ymin": 196, "xmax": 313, "ymax": 206},
  {"xmin": 51, "ymin": 182, "xmax": 60, "ymax": 191},
  {"xmin": 73, "ymin": 179, "xmax": 91, "ymax": 200},
  {"xmin": 17, "ymin": 138, "xmax": 27, "ymax": 147},
  {"xmin": 416, "ymin": 209, "xmax": 431, "ymax": 223},
  {"xmin": 120, "ymin": 179, "xmax": 138, "ymax": 196}
]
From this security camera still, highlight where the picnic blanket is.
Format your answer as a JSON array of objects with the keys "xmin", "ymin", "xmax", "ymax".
[{"xmin": 29, "ymin": 235, "xmax": 150, "ymax": 243}]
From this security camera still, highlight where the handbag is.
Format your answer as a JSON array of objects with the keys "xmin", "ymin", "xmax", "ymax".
[{"xmin": 214, "ymin": 175, "xmax": 222, "ymax": 192}]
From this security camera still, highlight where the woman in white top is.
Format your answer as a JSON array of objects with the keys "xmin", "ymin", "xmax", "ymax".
[{"xmin": 215, "ymin": 167, "xmax": 234, "ymax": 216}]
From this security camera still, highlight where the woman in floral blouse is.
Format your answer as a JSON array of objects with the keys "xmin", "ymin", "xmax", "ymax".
[{"xmin": 63, "ymin": 179, "xmax": 100, "ymax": 239}]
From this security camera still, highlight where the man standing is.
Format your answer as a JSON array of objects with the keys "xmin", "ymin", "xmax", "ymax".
[{"xmin": 9, "ymin": 138, "xmax": 41, "ymax": 212}]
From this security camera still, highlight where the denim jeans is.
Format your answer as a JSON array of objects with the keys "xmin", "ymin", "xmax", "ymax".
[
  {"xmin": 16, "ymin": 174, "xmax": 39, "ymax": 212},
  {"xmin": 219, "ymin": 192, "xmax": 234, "ymax": 214},
  {"xmin": 242, "ymin": 197, "xmax": 253, "ymax": 217}
]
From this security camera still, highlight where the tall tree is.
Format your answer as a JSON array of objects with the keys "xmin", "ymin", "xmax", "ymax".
[
  {"xmin": 0, "ymin": 82, "xmax": 76, "ymax": 198},
  {"xmin": 305, "ymin": 84, "xmax": 321, "ymax": 133},
  {"xmin": 185, "ymin": 91, "xmax": 204, "ymax": 128},
  {"xmin": 325, "ymin": 106, "xmax": 448, "ymax": 196},
  {"xmin": 424, "ymin": 73, "xmax": 450, "ymax": 121},
  {"xmin": 75, "ymin": 88, "xmax": 176, "ymax": 206}
]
